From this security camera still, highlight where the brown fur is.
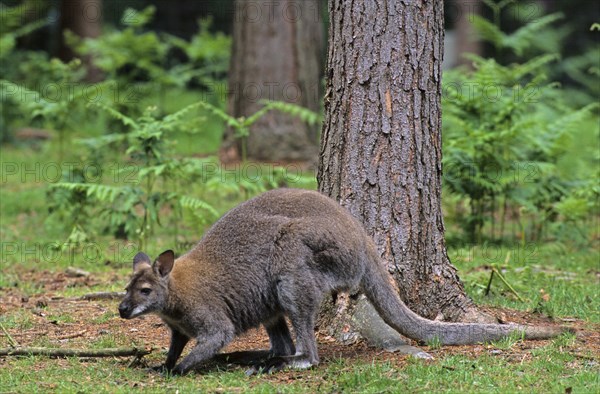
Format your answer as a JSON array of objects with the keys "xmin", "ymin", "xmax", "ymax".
[{"xmin": 119, "ymin": 188, "xmax": 570, "ymax": 375}]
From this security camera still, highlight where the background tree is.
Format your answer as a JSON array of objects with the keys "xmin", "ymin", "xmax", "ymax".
[
  {"xmin": 60, "ymin": 0, "xmax": 103, "ymax": 82},
  {"xmin": 222, "ymin": 0, "xmax": 324, "ymax": 162},
  {"xmin": 317, "ymin": 0, "xmax": 493, "ymax": 348}
]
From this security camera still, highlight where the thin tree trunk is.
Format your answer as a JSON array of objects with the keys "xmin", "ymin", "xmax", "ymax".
[
  {"xmin": 222, "ymin": 0, "xmax": 323, "ymax": 162},
  {"xmin": 60, "ymin": 0, "xmax": 103, "ymax": 82},
  {"xmin": 317, "ymin": 0, "xmax": 493, "ymax": 348},
  {"xmin": 455, "ymin": 0, "xmax": 482, "ymax": 68}
]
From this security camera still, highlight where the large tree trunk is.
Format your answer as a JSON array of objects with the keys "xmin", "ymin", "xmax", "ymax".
[
  {"xmin": 222, "ymin": 0, "xmax": 323, "ymax": 163},
  {"xmin": 317, "ymin": 0, "xmax": 493, "ymax": 348}
]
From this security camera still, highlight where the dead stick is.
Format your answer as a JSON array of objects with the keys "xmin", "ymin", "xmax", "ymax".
[
  {"xmin": 491, "ymin": 269, "xmax": 525, "ymax": 302},
  {"xmin": 57, "ymin": 330, "xmax": 87, "ymax": 340},
  {"xmin": 0, "ymin": 347, "xmax": 152, "ymax": 358},
  {"xmin": 485, "ymin": 269, "xmax": 495, "ymax": 296},
  {"xmin": 79, "ymin": 292, "xmax": 125, "ymax": 301},
  {"xmin": 0, "ymin": 323, "xmax": 18, "ymax": 348},
  {"xmin": 492, "ymin": 251, "xmax": 526, "ymax": 303}
]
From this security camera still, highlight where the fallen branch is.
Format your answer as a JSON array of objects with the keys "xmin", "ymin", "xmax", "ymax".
[
  {"xmin": 79, "ymin": 292, "xmax": 125, "ymax": 301},
  {"xmin": 0, "ymin": 347, "xmax": 152, "ymax": 358}
]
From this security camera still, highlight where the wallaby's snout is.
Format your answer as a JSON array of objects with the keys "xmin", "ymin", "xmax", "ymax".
[{"xmin": 118, "ymin": 300, "xmax": 132, "ymax": 319}]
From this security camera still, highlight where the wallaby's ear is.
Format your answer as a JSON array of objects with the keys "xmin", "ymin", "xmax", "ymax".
[
  {"xmin": 154, "ymin": 250, "xmax": 175, "ymax": 277},
  {"xmin": 133, "ymin": 252, "xmax": 152, "ymax": 272}
]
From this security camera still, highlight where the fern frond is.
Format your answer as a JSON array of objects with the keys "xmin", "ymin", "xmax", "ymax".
[
  {"xmin": 179, "ymin": 195, "xmax": 219, "ymax": 218},
  {"xmin": 507, "ymin": 13, "xmax": 564, "ymax": 56},
  {"xmin": 471, "ymin": 15, "xmax": 507, "ymax": 49},
  {"xmin": 512, "ymin": 54, "xmax": 558, "ymax": 80},
  {"xmin": 162, "ymin": 101, "xmax": 205, "ymax": 127},
  {"xmin": 88, "ymin": 102, "xmax": 138, "ymax": 128},
  {"xmin": 51, "ymin": 183, "xmax": 128, "ymax": 203},
  {"xmin": 261, "ymin": 101, "xmax": 321, "ymax": 126},
  {"xmin": 195, "ymin": 101, "xmax": 241, "ymax": 128}
]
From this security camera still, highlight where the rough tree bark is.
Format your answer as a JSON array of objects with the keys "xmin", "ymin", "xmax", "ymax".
[
  {"xmin": 317, "ymin": 0, "xmax": 493, "ymax": 348},
  {"xmin": 222, "ymin": 0, "xmax": 323, "ymax": 162}
]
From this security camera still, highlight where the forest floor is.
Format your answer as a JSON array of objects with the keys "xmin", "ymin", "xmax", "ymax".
[{"xmin": 1, "ymin": 268, "xmax": 598, "ymax": 393}]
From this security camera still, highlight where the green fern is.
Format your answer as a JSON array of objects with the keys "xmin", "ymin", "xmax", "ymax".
[{"xmin": 472, "ymin": 13, "xmax": 564, "ymax": 56}]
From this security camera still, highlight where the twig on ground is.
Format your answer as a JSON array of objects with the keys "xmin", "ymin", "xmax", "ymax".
[
  {"xmin": 0, "ymin": 347, "xmax": 152, "ymax": 358},
  {"xmin": 0, "ymin": 323, "xmax": 19, "ymax": 348},
  {"xmin": 79, "ymin": 292, "xmax": 125, "ymax": 301},
  {"xmin": 492, "ymin": 267, "xmax": 526, "ymax": 303},
  {"xmin": 485, "ymin": 270, "xmax": 495, "ymax": 296},
  {"xmin": 485, "ymin": 252, "xmax": 526, "ymax": 303},
  {"xmin": 57, "ymin": 330, "xmax": 87, "ymax": 340}
]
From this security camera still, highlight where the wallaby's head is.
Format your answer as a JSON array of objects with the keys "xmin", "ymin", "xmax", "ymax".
[{"xmin": 118, "ymin": 250, "xmax": 175, "ymax": 319}]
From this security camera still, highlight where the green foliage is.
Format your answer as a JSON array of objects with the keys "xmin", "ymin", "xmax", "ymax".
[
  {"xmin": 0, "ymin": 2, "xmax": 48, "ymax": 58},
  {"xmin": 0, "ymin": 58, "xmax": 93, "ymax": 159},
  {"xmin": 66, "ymin": 8, "xmax": 231, "ymax": 115},
  {"xmin": 0, "ymin": 2, "xmax": 50, "ymax": 142},
  {"xmin": 49, "ymin": 102, "xmax": 221, "ymax": 249},
  {"xmin": 166, "ymin": 18, "xmax": 232, "ymax": 87},
  {"xmin": 472, "ymin": 12, "xmax": 564, "ymax": 56},
  {"xmin": 426, "ymin": 335, "xmax": 442, "ymax": 350},
  {"xmin": 65, "ymin": 6, "xmax": 168, "ymax": 82},
  {"xmin": 443, "ymin": 8, "xmax": 599, "ymax": 244},
  {"xmin": 197, "ymin": 100, "xmax": 321, "ymax": 162},
  {"xmin": 45, "ymin": 97, "xmax": 318, "ymax": 249}
]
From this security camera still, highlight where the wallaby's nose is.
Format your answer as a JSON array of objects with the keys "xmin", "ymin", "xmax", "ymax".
[{"xmin": 118, "ymin": 303, "xmax": 128, "ymax": 318}]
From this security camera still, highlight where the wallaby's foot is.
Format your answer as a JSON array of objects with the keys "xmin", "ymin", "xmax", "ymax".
[
  {"xmin": 148, "ymin": 364, "xmax": 179, "ymax": 377},
  {"xmin": 149, "ymin": 364, "xmax": 169, "ymax": 373},
  {"xmin": 170, "ymin": 365, "xmax": 187, "ymax": 376},
  {"xmin": 245, "ymin": 355, "xmax": 317, "ymax": 375}
]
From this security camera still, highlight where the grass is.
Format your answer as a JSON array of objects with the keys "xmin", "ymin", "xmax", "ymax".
[
  {"xmin": 0, "ymin": 100, "xmax": 598, "ymax": 393},
  {"xmin": 0, "ymin": 342, "xmax": 597, "ymax": 393},
  {"xmin": 449, "ymin": 243, "xmax": 600, "ymax": 323}
]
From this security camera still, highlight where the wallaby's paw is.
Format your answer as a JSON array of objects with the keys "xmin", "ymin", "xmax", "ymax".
[
  {"xmin": 148, "ymin": 364, "xmax": 168, "ymax": 374},
  {"xmin": 169, "ymin": 366, "xmax": 186, "ymax": 376},
  {"xmin": 148, "ymin": 365, "xmax": 181, "ymax": 377},
  {"xmin": 245, "ymin": 356, "xmax": 315, "ymax": 375}
]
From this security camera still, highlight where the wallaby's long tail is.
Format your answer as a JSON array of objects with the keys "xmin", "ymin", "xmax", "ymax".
[{"xmin": 360, "ymin": 261, "xmax": 570, "ymax": 345}]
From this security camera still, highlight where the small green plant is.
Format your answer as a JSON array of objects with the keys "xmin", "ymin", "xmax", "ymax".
[
  {"xmin": 550, "ymin": 332, "xmax": 577, "ymax": 349},
  {"xmin": 198, "ymin": 100, "xmax": 321, "ymax": 162},
  {"xmin": 490, "ymin": 330, "xmax": 524, "ymax": 350},
  {"xmin": 426, "ymin": 335, "xmax": 442, "ymax": 350},
  {"xmin": 165, "ymin": 17, "xmax": 232, "ymax": 87},
  {"xmin": 0, "ymin": 58, "xmax": 106, "ymax": 160},
  {"xmin": 50, "ymin": 102, "xmax": 219, "ymax": 249}
]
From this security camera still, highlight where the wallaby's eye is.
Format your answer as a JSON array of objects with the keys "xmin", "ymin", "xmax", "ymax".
[{"xmin": 140, "ymin": 288, "xmax": 152, "ymax": 295}]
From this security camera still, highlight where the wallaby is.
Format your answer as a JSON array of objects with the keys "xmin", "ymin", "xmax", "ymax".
[{"xmin": 119, "ymin": 188, "xmax": 569, "ymax": 375}]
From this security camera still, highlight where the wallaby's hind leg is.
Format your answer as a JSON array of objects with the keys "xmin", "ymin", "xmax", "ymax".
[
  {"xmin": 265, "ymin": 316, "xmax": 296, "ymax": 357},
  {"xmin": 248, "ymin": 314, "xmax": 319, "ymax": 374},
  {"xmin": 248, "ymin": 274, "xmax": 320, "ymax": 374},
  {"xmin": 287, "ymin": 310, "xmax": 319, "ymax": 366},
  {"xmin": 212, "ymin": 316, "xmax": 295, "ymax": 368}
]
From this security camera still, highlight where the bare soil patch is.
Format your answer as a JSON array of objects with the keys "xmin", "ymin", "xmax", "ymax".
[{"xmin": 1, "ymin": 269, "xmax": 598, "ymax": 376}]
